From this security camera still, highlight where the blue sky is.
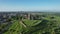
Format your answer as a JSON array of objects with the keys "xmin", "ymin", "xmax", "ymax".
[{"xmin": 0, "ymin": 0, "xmax": 60, "ymax": 11}]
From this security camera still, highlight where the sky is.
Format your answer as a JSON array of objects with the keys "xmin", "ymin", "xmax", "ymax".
[{"xmin": 0, "ymin": 0, "xmax": 60, "ymax": 11}]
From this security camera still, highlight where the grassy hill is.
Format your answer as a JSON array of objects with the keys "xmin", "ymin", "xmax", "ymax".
[{"xmin": 0, "ymin": 12, "xmax": 60, "ymax": 34}]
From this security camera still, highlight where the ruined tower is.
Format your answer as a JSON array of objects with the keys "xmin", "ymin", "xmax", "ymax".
[{"xmin": 28, "ymin": 13, "xmax": 30, "ymax": 20}]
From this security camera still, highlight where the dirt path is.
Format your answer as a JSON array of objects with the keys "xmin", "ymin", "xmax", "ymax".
[{"xmin": 19, "ymin": 20, "xmax": 27, "ymax": 28}]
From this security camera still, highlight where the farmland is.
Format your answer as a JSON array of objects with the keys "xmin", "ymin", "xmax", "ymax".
[{"xmin": 0, "ymin": 12, "xmax": 60, "ymax": 34}]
